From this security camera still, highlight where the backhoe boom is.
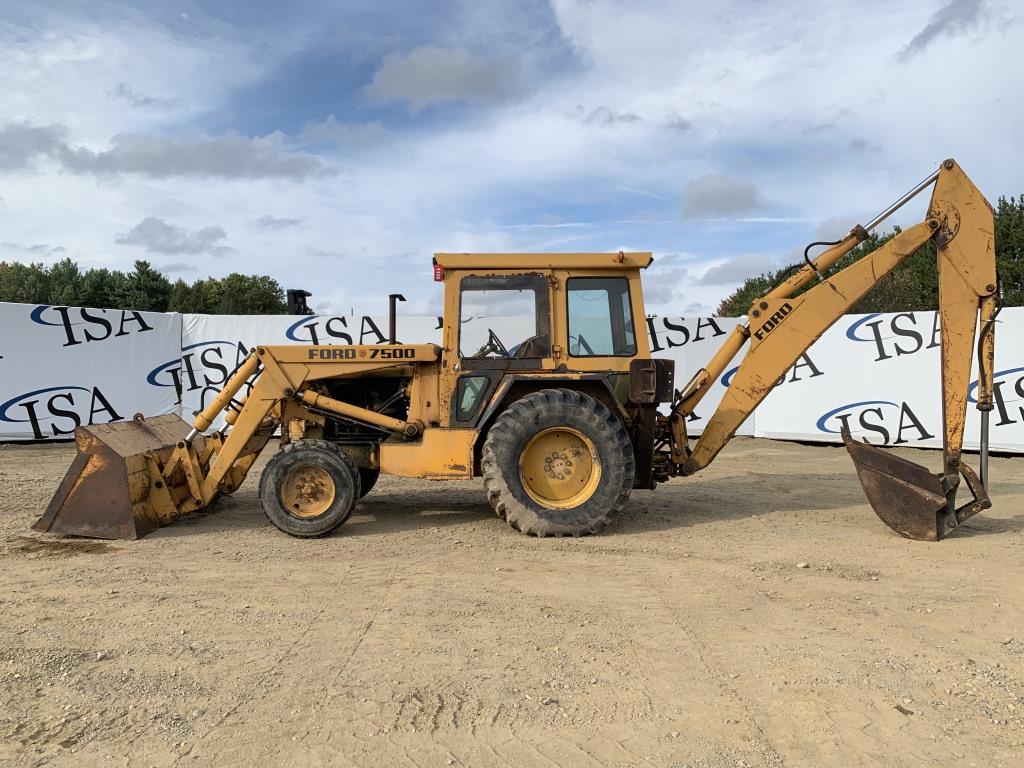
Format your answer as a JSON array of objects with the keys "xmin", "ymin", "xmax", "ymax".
[{"xmin": 667, "ymin": 159, "xmax": 998, "ymax": 540}]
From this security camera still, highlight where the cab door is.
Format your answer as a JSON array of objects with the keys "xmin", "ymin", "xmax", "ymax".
[{"xmin": 444, "ymin": 272, "xmax": 553, "ymax": 427}]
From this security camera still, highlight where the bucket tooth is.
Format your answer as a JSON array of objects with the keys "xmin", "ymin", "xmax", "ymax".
[
  {"xmin": 33, "ymin": 414, "xmax": 195, "ymax": 540},
  {"xmin": 841, "ymin": 427, "xmax": 950, "ymax": 541}
]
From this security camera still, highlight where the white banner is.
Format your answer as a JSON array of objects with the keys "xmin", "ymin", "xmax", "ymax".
[
  {"xmin": 0, "ymin": 303, "xmax": 180, "ymax": 441},
  {"xmin": 2, "ymin": 301, "xmax": 1022, "ymax": 454},
  {"xmin": 753, "ymin": 307, "xmax": 1024, "ymax": 452},
  {"xmin": 644, "ymin": 315, "xmax": 754, "ymax": 436}
]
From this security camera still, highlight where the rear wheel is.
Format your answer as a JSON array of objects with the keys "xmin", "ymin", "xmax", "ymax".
[
  {"xmin": 259, "ymin": 440, "xmax": 360, "ymax": 537},
  {"xmin": 482, "ymin": 389, "xmax": 634, "ymax": 537}
]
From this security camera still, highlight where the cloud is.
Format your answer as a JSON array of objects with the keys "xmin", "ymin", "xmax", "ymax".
[
  {"xmin": 0, "ymin": 121, "xmax": 330, "ymax": 180},
  {"xmin": 0, "ymin": 122, "xmax": 65, "ymax": 171},
  {"xmin": 366, "ymin": 46, "xmax": 521, "ymax": 110},
  {"xmin": 252, "ymin": 215, "xmax": 304, "ymax": 230},
  {"xmin": 813, "ymin": 216, "xmax": 861, "ymax": 241},
  {"xmin": 663, "ymin": 113, "xmax": 692, "ymax": 131},
  {"xmin": 60, "ymin": 133, "xmax": 328, "ymax": 179},
  {"xmin": 111, "ymin": 82, "xmax": 177, "ymax": 109},
  {"xmin": 900, "ymin": 0, "xmax": 985, "ymax": 59},
  {"xmin": 296, "ymin": 115, "xmax": 391, "ymax": 148},
  {"xmin": 682, "ymin": 174, "xmax": 768, "ymax": 219},
  {"xmin": 642, "ymin": 267, "xmax": 691, "ymax": 304},
  {"xmin": 160, "ymin": 262, "xmax": 196, "ymax": 273},
  {"xmin": 696, "ymin": 253, "xmax": 775, "ymax": 286},
  {"xmin": 575, "ymin": 106, "xmax": 643, "ymax": 127},
  {"xmin": 116, "ymin": 217, "xmax": 231, "ymax": 255},
  {"xmin": 2, "ymin": 241, "xmax": 66, "ymax": 257}
]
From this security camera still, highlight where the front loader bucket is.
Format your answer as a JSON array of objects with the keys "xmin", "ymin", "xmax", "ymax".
[{"xmin": 33, "ymin": 414, "xmax": 196, "ymax": 540}]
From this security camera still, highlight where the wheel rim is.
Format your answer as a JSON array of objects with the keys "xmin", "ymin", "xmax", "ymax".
[
  {"xmin": 280, "ymin": 465, "xmax": 336, "ymax": 518},
  {"xmin": 518, "ymin": 427, "xmax": 602, "ymax": 509}
]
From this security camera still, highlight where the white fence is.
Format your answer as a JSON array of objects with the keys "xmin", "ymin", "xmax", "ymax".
[{"xmin": 1, "ymin": 302, "xmax": 1022, "ymax": 452}]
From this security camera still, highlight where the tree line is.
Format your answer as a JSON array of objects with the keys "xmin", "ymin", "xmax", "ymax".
[
  {"xmin": 717, "ymin": 194, "xmax": 1024, "ymax": 316},
  {"xmin": 0, "ymin": 258, "xmax": 287, "ymax": 314}
]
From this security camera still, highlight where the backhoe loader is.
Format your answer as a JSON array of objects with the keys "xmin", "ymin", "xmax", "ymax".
[{"xmin": 36, "ymin": 158, "xmax": 999, "ymax": 542}]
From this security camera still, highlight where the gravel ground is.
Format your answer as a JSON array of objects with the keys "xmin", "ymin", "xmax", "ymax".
[{"xmin": 1, "ymin": 437, "xmax": 1022, "ymax": 768}]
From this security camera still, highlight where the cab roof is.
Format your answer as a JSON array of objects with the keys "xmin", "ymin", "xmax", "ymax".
[{"xmin": 433, "ymin": 252, "xmax": 653, "ymax": 270}]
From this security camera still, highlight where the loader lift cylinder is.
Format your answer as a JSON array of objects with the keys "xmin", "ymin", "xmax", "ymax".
[
  {"xmin": 187, "ymin": 353, "xmax": 261, "ymax": 440},
  {"xmin": 299, "ymin": 390, "xmax": 419, "ymax": 436}
]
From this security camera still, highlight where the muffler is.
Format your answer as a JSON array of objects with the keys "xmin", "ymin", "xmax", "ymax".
[
  {"xmin": 33, "ymin": 413, "xmax": 205, "ymax": 540},
  {"xmin": 842, "ymin": 426, "xmax": 991, "ymax": 541}
]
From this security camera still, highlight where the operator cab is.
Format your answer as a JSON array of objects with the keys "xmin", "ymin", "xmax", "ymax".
[{"xmin": 433, "ymin": 252, "xmax": 653, "ymax": 426}]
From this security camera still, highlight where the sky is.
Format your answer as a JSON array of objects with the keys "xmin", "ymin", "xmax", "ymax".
[{"xmin": 0, "ymin": 0, "xmax": 1021, "ymax": 315}]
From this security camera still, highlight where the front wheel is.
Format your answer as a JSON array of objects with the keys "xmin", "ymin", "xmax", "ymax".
[
  {"xmin": 259, "ymin": 440, "xmax": 360, "ymax": 537},
  {"xmin": 481, "ymin": 389, "xmax": 635, "ymax": 537}
]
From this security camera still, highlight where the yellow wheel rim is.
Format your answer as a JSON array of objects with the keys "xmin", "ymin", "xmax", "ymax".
[
  {"xmin": 518, "ymin": 427, "xmax": 602, "ymax": 510},
  {"xmin": 280, "ymin": 465, "xmax": 336, "ymax": 518}
]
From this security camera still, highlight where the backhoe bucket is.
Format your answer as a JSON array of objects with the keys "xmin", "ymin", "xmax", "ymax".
[
  {"xmin": 842, "ymin": 427, "xmax": 991, "ymax": 541},
  {"xmin": 842, "ymin": 428, "xmax": 950, "ymax": 540},
  {"xmin": 33, "ymin": 414, "xmax": 197, "ymax": 540}
]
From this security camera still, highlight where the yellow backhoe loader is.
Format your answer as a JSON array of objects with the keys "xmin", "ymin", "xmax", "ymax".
[{"xmin": 36, "ymin": 159, "xmax": 999, "ymax": 542}]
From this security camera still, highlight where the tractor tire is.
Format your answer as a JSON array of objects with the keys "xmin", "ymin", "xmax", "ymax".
[
  {"xmin": 358, "ymin": 468, "xmax": 380, "ymax": 498},
  {"xmin": 259, "ymin": 439, "xmax": 360, "ymax": 538},
  {"xmin": 481, "ymin": 389, "xmax": 635, "ymax": 537}
]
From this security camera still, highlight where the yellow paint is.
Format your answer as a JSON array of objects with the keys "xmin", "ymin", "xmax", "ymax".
[
  {"xmin": 192, "ymin": 353, "xmax": 260, "ymax": 431},
  {"xmin": 518, "ymin": 427, "xmax": 601, "ymax": 509},
  {"xmin": 379, "ymin": 429, "xmax": 475, "ymax": 479},
  {"xmin": 279, "ymin": 464, "xmax": 336, "ymax": 518},
  {"xmin": 434, "ymin": 252, "xmax": 652, "ymax": 270}
]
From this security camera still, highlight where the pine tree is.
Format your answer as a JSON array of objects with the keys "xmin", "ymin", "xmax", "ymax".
[
  {"xmin": 0, "ymin": 261, "xmax": 50, "ymax": 303},
  {"xmin": 46, "ymin": 257, "xmax": 82, "ymax": 306},
  {"xmin": 120, "ymin": 260, "xmax": 172, "ymax": 312}
]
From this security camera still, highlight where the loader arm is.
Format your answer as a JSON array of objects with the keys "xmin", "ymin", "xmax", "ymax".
[
  {"xmin": 668, "ymin": 159, "xmax": 998, "ymax": 540},
  {"xmin": 34, "ymin": 344, "xmax": 438, "ymax": 539}
]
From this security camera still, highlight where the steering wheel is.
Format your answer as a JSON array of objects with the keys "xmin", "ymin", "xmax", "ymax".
[{"xmin": 472, "ymin": 328, "xmax": 511, "ymax": 358}]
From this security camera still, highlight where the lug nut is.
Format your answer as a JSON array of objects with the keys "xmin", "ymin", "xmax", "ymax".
[{"xmin": 759, "ymin": 301, "xmax": 768, "ymax": 310}]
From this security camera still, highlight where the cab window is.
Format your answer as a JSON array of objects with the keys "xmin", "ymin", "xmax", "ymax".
[
  {"xmin": 459, "ymin": 275, "xmax": 550, "ymax": 359},
  {"xmin": 567, "ymin": 277, "xmax": 637, "ymax": 357}
]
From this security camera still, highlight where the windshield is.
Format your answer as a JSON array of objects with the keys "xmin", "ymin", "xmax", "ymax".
[{"xmin": 459, "ymin": 275, "xmax": 550, "ymax": 359}]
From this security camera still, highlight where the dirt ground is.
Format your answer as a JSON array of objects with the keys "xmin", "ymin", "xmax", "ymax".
[{"xmin": 1, "ymin": 438, "xmax": 1022, "ymax": 768}]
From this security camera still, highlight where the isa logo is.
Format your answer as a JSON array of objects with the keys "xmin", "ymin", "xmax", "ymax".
[
  {"xmin": 0, "ymin": 385, "xmax": 123, "ymax": 440},
  {"xmin": 31, "ymin": 305, "xmax": 153, "ymax": 347},
  {"xmin": 969, "ymin": 366, "xmax": 1024, "ymax": 427},
  {"xmin": 646, "ymin": 316, "xmax": 727, "ymax": 352},
  {"xmin": 720, "ymin": 352, "xmax": 824, "ymax": 387},
  {"xmin": 816, "ymin": 400, "xmax": 934, "ymax": 445},
  {"xmin": 146, "ymin": 340, "xmax": 252, "ymax": 407},
  {"xmin": 845, "ymin": 312, "xmax": 940, "ymax": 362},
  {"xmin": 285, "ymin": 315, "xmax": 387, "ymax": 345}
]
